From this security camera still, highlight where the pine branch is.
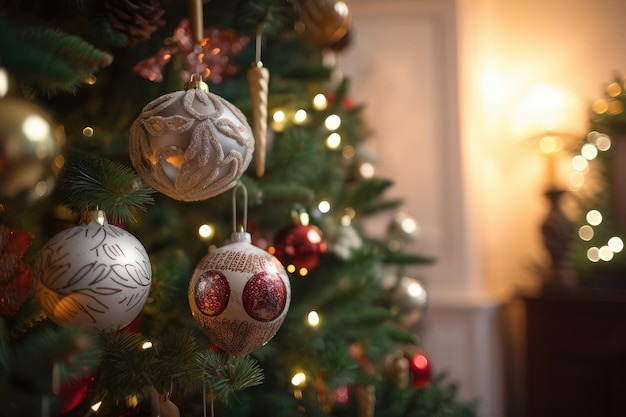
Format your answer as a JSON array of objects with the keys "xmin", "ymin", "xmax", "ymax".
[
  {"xmin": 237, "ymin": 0, "xmax": 299, "ymax": 36},
  {"xmin": 0, "ymin": 15, "xmax": 113, "ymax": 94},
  {"xmin": 56, "ymin": 148, "xmax": 154, "ymax": 223},
  {"xmin": 265, "ymin": 127, "xmax": 328, "ymax": 186},
  {"xmin": 196, "ymin": 350, "xmax": 264, "ymax": 403}
]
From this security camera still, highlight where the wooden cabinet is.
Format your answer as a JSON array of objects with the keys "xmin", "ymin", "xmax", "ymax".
[{"xmin": 524, "ymin": 289, "xmax": 626, "ymax": 417}]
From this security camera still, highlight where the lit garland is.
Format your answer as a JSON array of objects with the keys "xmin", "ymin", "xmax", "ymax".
[{"xmin": 570, "ymin": 77, "xmax": 626, "ymax": 279}]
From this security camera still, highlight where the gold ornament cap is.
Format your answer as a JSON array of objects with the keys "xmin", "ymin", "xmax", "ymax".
[
  {"xmin": 80, "ymin": 210, "xmax": 107, "ymax": 226},
  {"xmin": 184, "ymin": 73, "xmax": 209, "ymax": 92}
]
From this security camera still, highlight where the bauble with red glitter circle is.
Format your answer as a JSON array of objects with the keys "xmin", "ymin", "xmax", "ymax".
[
  {"xmin": 273, "ymin": 222, "xmax": 326, "ymax": 274},
  {"xmin": 188, "ymin": 232, "xmax": 291, "ymax": 357}
]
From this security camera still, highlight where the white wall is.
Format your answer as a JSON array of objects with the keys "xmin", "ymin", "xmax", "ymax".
[{"xmin": 341, "ymin": 0, "xmax": 626, "ymax": 416}]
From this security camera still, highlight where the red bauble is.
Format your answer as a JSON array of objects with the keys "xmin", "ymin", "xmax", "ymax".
[
  {"xmin": 408, "ymin": 350, "xmax": 432, "ymax": 388},
  {"xmin": 273, "ymin": 223, "xmax": 326, "ymax": 273},
  {"xmin": 0, "ymin": 225, "xmax": 35, "ymax": 316},
  {"xmin": 56, "ymin": 375, "xmax": 94, "ymax": 415},
  {"xmin": 0, "ymin": 262, "xmax": 33, "ymax": 316}
]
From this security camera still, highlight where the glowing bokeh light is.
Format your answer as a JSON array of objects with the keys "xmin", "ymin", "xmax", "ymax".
[
  {"xmin": 578, "ymin": 225, "xmax": 594, "ymax": 241},
  {"xmin": 307, "ymin": 311, "xmax": 320, "ymax": 326},
  {"xmin": 294, "ymin": 109, "xmax": 307, "ymax": 124},
  {"xmin": 571, "ymin": 155, "xmax": 588, "ymax": 171},
  {"xmin": 324, "ymin": 114, "xmax": 341, "ymax": 130},
  {"xmin": 291, "ymin": 372, "xmax": 306, "ymax": 386},
  {"xmin": 326, "ymin": 132, "xmax": 341, "ymax": 149},
  {"xmin": 581, "ymin": 143, "xmax": 598, "ymax": 160},
  {"xmin": 318, "ymin": 200, "xmax": 330, "ymax": 213},
  {"xmin": 587, "ymin": 247, "xmax": 600, "ymax": 262},
  {"xmin": 586, "ymin": 210, "xmax": 602, "ymax": 226},
  {"xmin": 609, "ymin": 236, "xmax": 624, "ymax": 253},
  {"xmin": 312, "ymin": 94, "xmax": 328, "ymax": 110}
]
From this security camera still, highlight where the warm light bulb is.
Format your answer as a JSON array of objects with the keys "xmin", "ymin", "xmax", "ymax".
[
  {"xmin": 273, "ymin": 110, "xmax": 286, "ymax": 123},
  {"xmin": 0, "ymin": 67, "xmax": 8, "ymax": 98},
  {"xmin": 587, "ymin": 131, "xmax": 612, "ymax": 151},
  {"xmin": 34, "ymin": 181, "xmax": 48, "ymax": 197},
  {"xmin": 599, "ymin": 246, "xmax": 614, "ymax": 261},
  {"xmin": 581, "ymin": 143, "xmax": 598, "ymax": 160},
  {"xmin": 571, "ymin": 155, "xmax": 588, "ymax": 171},
  {"xmin": 326, "ymin": 132, "xmax": 341, "ymax": 149},
  {"xmin": 342, "ymin": 145, "xmax": 355, "ymax": 159},
  {"xmin": 294, "ymin": 109, "xmax": 307, "ymax": 124},
  {"xmin": 318, "ymin": 200, "xmax": 330, "ymax": 213},
  {"xmin": 609, "ymin": 236, "xmax": 624, "ymax": 253},
  {"xmin": 142, "ymin": 341, "xmax": 153, "ymax": 350},
  {"xmin": 586, "ymin": 210, "xmax": 603, "ymax": 226},
  {"xmin": 587, "ymin": 247, "xmax": 600, "ymax": 262},
  {"xmin": 291, "ymin": 372, "xmax": 306, "ymax": 386},
  {"xmin": 83, "ymin": 127, "xmax": 94, "ymax": 137},
  {"xmin": 359, "ymin": 162, "xmax": 375, "ymax": 178},
  {"xmin": 307, "ymin": 311, "xmax": 320, "ymax": 326},
  {"xmin": 22, "ymin": 115, "xmax": 51, "ymax": 142},
  {"xmin": 299, "ymin": 212, "xmax": 310, "ymax": 226},
  {"xmin": 578, "ymin": 225, "xmax": 594, "ymax": 241},
  {"xmin": 198, "ymin": 224, "xmax": 214, "ymax": 239},
  {"xmin": 91, "ymin": 401, "xmax": 103, "ymax": 412},
  {"xmin": 287, "ymin": 264, "xmax": 296, "ymax": 273},
  {"xmin": 325, "ymin": 114, "xmax": 341, "ymax": 130},
  {"xmin": 313, "ymin": 93, "xmax": 328, "ymax": 110},
  {"xmin": 298, "ymin": 267, "xmax": 308, "ymax": 276}
]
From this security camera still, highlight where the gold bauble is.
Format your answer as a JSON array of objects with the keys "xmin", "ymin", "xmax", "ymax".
[
  {"xmin": 299, "ymin": 0, "xmax": 352, "ymax": 47},
  {"xmin": 0, "ymin": 98, "xmax": 64, "ymax": 212}
]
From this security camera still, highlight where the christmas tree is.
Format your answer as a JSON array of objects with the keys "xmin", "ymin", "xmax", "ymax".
[{"xmin": 0, "ymin": 1, "xmax": 477, "ymax": 416}]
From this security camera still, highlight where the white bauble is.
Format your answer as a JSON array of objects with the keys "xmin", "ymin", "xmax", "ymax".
[
  {"xmin": 129, "ymin": 87, "xmax": 254, "ymax": 201},
  {"xmin": 33, "ymin": 211, "xmax": 152, "ymax": 332},
  {"xmin": 188, "ymin": 232, "xmax": 291, "ymax": 357}
]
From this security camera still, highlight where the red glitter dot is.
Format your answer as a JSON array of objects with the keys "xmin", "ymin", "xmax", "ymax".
[
  {"xmin": 194, "ymin": 270, "xmax": 230, "ymax": 316},
  {"xmin": 242, "ymin": 271, "xmax": 287, "ymax": 322}
]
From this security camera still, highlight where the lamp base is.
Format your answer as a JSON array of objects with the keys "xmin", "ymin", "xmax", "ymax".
[{"xmin": 541, "ymin": 188, "xmax": 576, "ymax": 288}]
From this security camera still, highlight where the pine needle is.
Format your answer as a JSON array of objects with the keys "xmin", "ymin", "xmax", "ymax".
[
  {"xmin": 56, "ymin": 148, "xmax": 154, "ymax": 223},
  {"xmin": 0, "ymin": 16, "xmax": 113, "ymax": 94},
  {"xmin": 196, "ymin": 350, "xmax": 264, "ymax": 403}
]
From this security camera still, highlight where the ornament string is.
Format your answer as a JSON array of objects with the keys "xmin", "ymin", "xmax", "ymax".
[
  {"xmin": 232, "ymin": 180, "xmax": 248, "ymax": 233},
  {"xmin": 189, "ymin": 0, "xmax": 204, "ymax": 79}
]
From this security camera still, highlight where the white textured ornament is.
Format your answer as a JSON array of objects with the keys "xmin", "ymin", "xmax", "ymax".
[
  {"xmin": 33, "ymin": 211, "xmax": 152, "ymax": 332},
  {"xmin": 188, "ymin": 232, "xmax": 291, "ymax": 357},
  {"xmin": 129, "ymin": 87, "xmax": 254, "ymax": 201}
]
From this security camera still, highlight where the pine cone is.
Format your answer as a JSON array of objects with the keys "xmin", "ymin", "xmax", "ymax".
[{"xmin": 103, "ymin": 0, "xmax": 165, "ymax": 47}]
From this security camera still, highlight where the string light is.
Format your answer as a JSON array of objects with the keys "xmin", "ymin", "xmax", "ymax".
[
  {"xmin": 142, "ymin": 341, "xmax": 153, "ymax": 350},
  {"xmin": 324, "ymin": 114, "xmax": 341, "ymax": 130},
  {"xmin": 359, "ymin": 162, "xmax": 375, "ymax": 178},
  {"xmin": 294, "ymin": 109, "xmax": 307, "ymax": 124},
  {"xmin": 291, "ymin": 372, "xmax": 306, "ymax": 386},
  {"xmin": 586, "ymin": 209, "xmax": 602, "ymax": 226},
  {"xmin": 326, "ymin": 132, "xmax": 341, "ymax": 149},
  {"xmin": 312, "ymin": 93, "xmax": 328, "ymax": 110},
  {"xmin": 83, "ymin": 127, "xmax": 94, "ymax": 137},
  {"xmin": 198, "ymin": 223, "xmax": 214, "ymax": 239},
  {"xmin": 307, "ymin": 310, "xmax": 320, "ymax": 327},
  {"xmin": 318, "ymin": 200, "xmax": 330, "ymax": 213},
  {"xmin": 572, "ymin": 127, "xmax": 624, "ymax": 263}
]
